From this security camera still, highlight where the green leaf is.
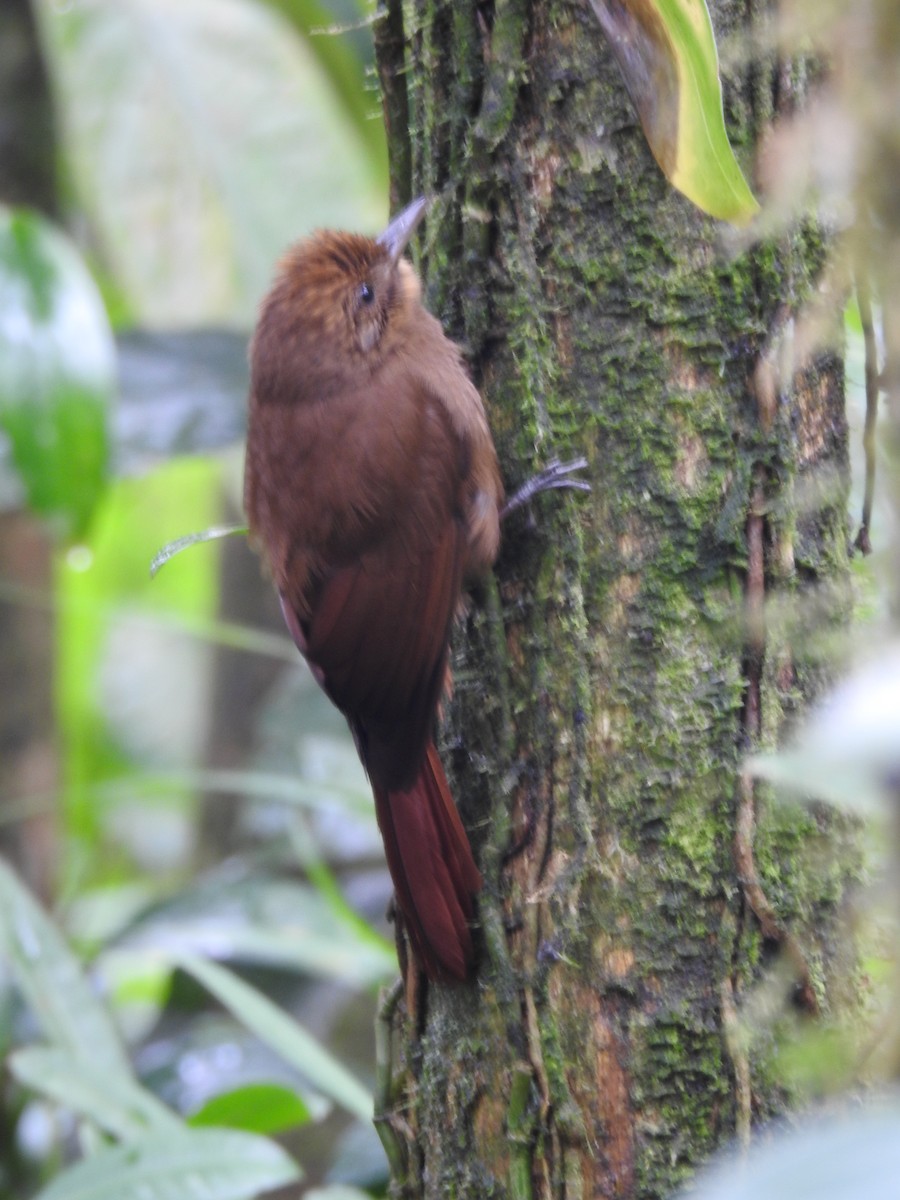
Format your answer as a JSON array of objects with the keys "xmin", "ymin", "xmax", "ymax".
[
  {"xmin": 0, "ymin": 860, "xmax": 133, "ymax": 1079},
  {"xmin": 150, "ymin": 524, "xmax": 247, "ymax": 578},
  {"xmin": 32, "ymin": 1127, "xmax": 301, "ymax": 1200},
  {"xmin": 188, "ymin": 1082, "xmax": 312, "ymax": 1135},
  {"xmin": 10, "ymin": 1046, "xmax": 181, "ymax": 1139},
  {"xmin": 178, "ymin": 954, "xmax": 374, "ymax": 1123},
  {"xmin": 589, "ymin": 0, "xmax": 759, "ymax": 224},
  {"xmin": 0, "ymin": 206, "xmax": 113, "ymax": 540}
]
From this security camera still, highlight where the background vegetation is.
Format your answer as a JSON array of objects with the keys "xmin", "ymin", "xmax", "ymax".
[
  {"xmin": 1, "ymin": 1, "xmax": 397, "ymax": 1196},
  {"xmin": 0, "ymin": 0, "xmax": 898, "ymax": 1198}
]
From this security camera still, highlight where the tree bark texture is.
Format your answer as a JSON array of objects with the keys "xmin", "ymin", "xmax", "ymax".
[
  {"xmin": 374, "ymin": 1, "xmax": 857, "ymax": 1196},
  {"xmin": 0, "ymin": 0, "xmax": 58, "ymax": 217},
  {"xmin": 0, "ymin": 0, "xmax": 60, "ymax": 901}
]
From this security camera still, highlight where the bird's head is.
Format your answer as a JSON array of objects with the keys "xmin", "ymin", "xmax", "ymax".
[{"xmin": 262, "ymin": 197, "xmax": 429, "ymax": 366}]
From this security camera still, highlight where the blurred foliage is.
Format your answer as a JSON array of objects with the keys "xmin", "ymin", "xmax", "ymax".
[
  {"xmin": 33, "ymin": 0, "xmax": 388, "ymax": 326},
  {"xmin": 1, "ymin": 0, "xmax": 899, "ymax": 1197},
  {"xmin": 685, "ymin": 1100, "xmax": 900, "ymax": 1200},
  {"xmin": 0, "ymin": 0, "xmax": 392, "ymax": 1197},
  {"xmin": 0, "ymin": 207, "xmax": 113, "ymax": 543},
  {"xmin": 702, "ymin": 0, "xmax": 900, "ymax": 1191},
  {"xmin": 55, "ymin": 458, "xmax": 224, "ymax": 877}
]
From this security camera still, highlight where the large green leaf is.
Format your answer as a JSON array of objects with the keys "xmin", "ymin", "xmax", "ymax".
[
  {"xmin": 32, "ymin": 1127, "xmax": 301, "ymax": 1200},
  {"xmin": 35, "ymin": 0, "xmax": 387, "ymax": 325},
  {"xmin": 0, "ymin": 207, "xmax": 113, "ymax": 541},
  {"xmin": 589, "ymin": 0, "xmax": 759, "ymax": 225}
]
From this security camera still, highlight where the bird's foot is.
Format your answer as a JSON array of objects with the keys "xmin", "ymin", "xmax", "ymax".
[{"xmin": 500, "ymin": 456, "xmax": 591, "ymax": 521}]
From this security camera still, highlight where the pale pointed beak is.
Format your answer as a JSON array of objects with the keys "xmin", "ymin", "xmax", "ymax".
[{"xmin": 377, "ymin": 196, "xmax": 429, "ymax": 265}]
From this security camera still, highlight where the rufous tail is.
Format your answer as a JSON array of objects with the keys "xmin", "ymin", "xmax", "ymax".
[{"xmin": 373, "ymin": 742, "xmax": 482, "ymax": 981}]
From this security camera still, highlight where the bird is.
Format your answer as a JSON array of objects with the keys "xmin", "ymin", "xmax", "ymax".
[{"xmin": 244, "ymin": 197, "xmax": 502, "ymax": 981}]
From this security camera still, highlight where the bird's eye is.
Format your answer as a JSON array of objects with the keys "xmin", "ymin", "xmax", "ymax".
[{"xmin": 359, "ymin": 282, "xmax": 375, "ymax": 305}]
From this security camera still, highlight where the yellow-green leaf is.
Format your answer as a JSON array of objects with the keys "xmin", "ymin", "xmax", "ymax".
[
  {"xmin": 188, "ymin": 1082, "xmax": 313, "ymax": 1135},
  {"xmin": 589, "ymin": 0, "xmax": 759, "ymax": 225}
]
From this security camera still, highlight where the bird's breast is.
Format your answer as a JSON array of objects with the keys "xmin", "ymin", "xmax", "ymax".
[{"xmin": 245, "ymin": 364, "xmax": 461, "ymax": 599}]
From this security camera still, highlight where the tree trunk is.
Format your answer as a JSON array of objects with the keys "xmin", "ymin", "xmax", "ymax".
[
  {"xmin": 374, "ymin": 1, "xmax": 857, "ymax": 1196},
  {"xmin": 0, "ymin": 0, "xmax": 60, "ymax": 902}
]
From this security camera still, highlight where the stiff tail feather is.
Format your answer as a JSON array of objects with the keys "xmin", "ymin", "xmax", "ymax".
[{"xmin": 373, "ymin": 743, "xmax": 482, "ymax": 980}]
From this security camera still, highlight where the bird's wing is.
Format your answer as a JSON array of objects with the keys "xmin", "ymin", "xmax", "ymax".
[
  {"xmin": 283, "ymin": 511, "xmax": 465, "ymax": 791},
  {"xmin": 272, "ymin": 379, "xmax": 470, "ymax": 791}
]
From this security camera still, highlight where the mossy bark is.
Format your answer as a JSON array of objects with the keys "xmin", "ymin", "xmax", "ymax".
[{"xmin": 374, "ymin": 1, "xmax": 858, "ymax": 1196}]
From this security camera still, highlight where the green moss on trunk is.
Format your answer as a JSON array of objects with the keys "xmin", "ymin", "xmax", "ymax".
[{"xmin": 374, "ymin": 0, "xmax": 858, "ymax": 1195}]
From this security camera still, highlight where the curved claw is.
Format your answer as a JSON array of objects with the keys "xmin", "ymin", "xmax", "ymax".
[{"xmin": 500, "ymin": 456, "xmax": 591, "ymax": 521}]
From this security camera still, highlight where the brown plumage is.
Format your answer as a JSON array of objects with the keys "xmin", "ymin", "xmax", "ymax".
[{"xmin": 244, "ymin": 198, "xmax": 503, "ymax": 981}]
